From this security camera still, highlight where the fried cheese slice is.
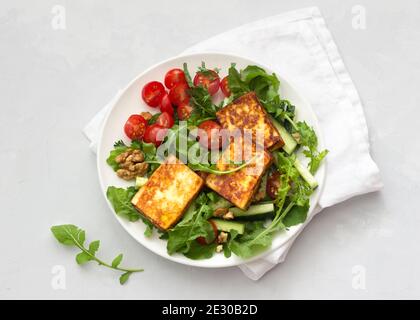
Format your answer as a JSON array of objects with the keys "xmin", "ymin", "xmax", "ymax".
[
  {"xmin": 216, "ymin": 92, "xmax": 284, "ymax": 151},
  {"xmin": 131, "ymin": 155, "xmax": 204, "ymax": 230},
  {"xmin": 205, "ymin": 138, "xmax": 273, "ymax": 210}
]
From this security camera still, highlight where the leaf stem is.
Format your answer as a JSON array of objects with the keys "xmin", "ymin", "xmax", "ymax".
[{"xmin": 64, "ymin": 226, "xmax": 143, "ymax": 273}]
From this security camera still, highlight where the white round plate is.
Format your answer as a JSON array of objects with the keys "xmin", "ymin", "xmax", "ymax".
[{"xmin": 97, "ymin": 52, "xmax": 326, "ymax": 268}]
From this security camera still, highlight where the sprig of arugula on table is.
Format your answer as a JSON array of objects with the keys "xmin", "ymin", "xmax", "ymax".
[{"xmin": 51, "ymin": 224, "xmax": 143, "ymax": 285}]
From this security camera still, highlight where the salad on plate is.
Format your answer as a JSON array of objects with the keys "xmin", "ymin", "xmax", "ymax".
[{"xmin": 105, "ymin": 62, "xmax": 327, "ymax": 260}]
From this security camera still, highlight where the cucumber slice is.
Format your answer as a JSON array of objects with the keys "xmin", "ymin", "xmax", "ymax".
[
  {"xmin": 135, "ymin": 176, "xmax": 148, "ymax": 189},
  {"xmin": 294, "ymin": 158, "xmax": 318, "ymax": 188},
  {"xmin": 229, "ymin": 203, "xmax": 274, "ymax": 217},
  {"xmin": 210, "ymin": 219, "xmax": 245, "ymax": 235},
  {"xmin": 270, "ymin": 116, "xmax": 298, "ymax": 154}
]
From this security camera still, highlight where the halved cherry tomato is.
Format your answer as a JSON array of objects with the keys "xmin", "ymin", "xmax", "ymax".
[
  {"xmin": 143, "ymin": 123, "xmax": 167, "ymax": 146},
  {"xmin": 124, "ymin": 114, "xmax": 147, "ymax": 141},
  {"xmin": 193, "ymin": 70, "xmax": 220, "ymax": 95},
  {"xmin": 220, "ymin": 76, "xmax": 231, "ymax": 97},
  {"xmin": 197, "ymin": 220, "xmax": 219, "ymax": 245},
  {"xmin": 159, "ymin": 94, "xmax": 174, "ymax": 115},
  {"xmin": 267, "ymin": 171, "xmax": 282, "ymax": 200},
  {"xmin": 164, "ymin": 68, "xmax": 187, "ymax": 89},
  {"xmin": 197, "ymin": 120, "xmax": 223, "ymax": 150},
  {"xmin": 141, "ymin": 81, "xmax": 166, "ymax": 107},
  {"xmin": 169, "ymin": 82, "xmax": 190, "ymax": 106},
  {"xmin": 155, "ymin": 112, "xmax": 174, "ymax": 128},
  {"xmin": 177, "ymin": 103, "xmax": 193, "ymax": 120}
]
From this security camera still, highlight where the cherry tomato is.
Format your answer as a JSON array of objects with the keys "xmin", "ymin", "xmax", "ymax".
[
  {"xmin": 159, "ymin": 94, "xmax": 174, "ymax": 115},
  {"xmin": 155, "ymin": 112, "xmax": 174, "ymax": 128},
  {"xmin": 169, "ymin": 82, "xmax": 190, "ymax": 106},
  {"xmin": 193, "ymin": 70, "xmax": 220, "ymax": 95},
  {"xmin": 198, "ymin": 120, "xmax": 223, "ymax": 150},
  {"xmin": 164, "ymin": 68, "xmax": 187, "ymax": 89},
  {"xmin": 124, "ymin": 115, "xmax": 147, "ymax": 141},
  {"xmin": 197, "ymin": 220, "xmax": 218, "ymax": 245},
  {"xmin": 267, "ymin": 171, "xmax": 282, "ymax": 200},
  {"xmin": 141, "ymin": 81, "xmax": 166, "ymax": 107},
  {"xmin": 220, "ymin": 76, "xmax": 231, "ymax": 97},
  {"xmin": 143, "ymin": 123, "xmax": 167, "ymax": 146},
  {"xmin": 177, "ymin": 103, "xmax": 193, "ymax": 120}
]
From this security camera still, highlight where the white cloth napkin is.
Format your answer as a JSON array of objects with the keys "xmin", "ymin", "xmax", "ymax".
[{"xmin": 84, "ymin": 7, "xmax": 382, "ymax": 280}]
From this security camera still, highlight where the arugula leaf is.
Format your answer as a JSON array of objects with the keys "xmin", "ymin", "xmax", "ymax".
[
  {"xmin": 223, "ymin": 229, "xmax": 239, "ymax": 258},
  {"xmin": 183, "ymin": 62, "xmax": 194, "ymax": 87},
  {"xmin": 106, "ymin": 186, "xmax": 140, "ymax": 222},
  {"xmin": 119, "ymin": 272, "xmax": 132, "ymax": 285},
  {"xmin": 106, "ymin": 186, "xmax": 154, "ymax": 236},
  {"xmin": 282, "ymin": 203, "xmax": 309, "ymax": 227},
  {"xmin": 197, "ymin": 61, "xmax": 220, "ymax": 79},
  {"xmin": 51, "ymin": 224, "xmax": 143, "ymax": 285},
  {"xmin": 295, "ymin": 122, "xmax": 328, "ymax": 174},
  {"xmin": 230, "ymin": 221, "xmax": 278, "ymax": 258},
  {"xmin": 140, "ymin": 141, "xmax": 159, "ymax": 174},
  {"xmin": 111, "ymin": 253, "xmax": 123, "ymax": 268},
  {"xmin": 227, "ymin": 63, "xmax": 248, "ymax": 98},
  {"xmin": 160, "ymin": 124, "xmax": 252, "ymax": 175},
  {"xmin": 148, "ymin": 112, "xmax": 161, "ymax": 125},
  {"xmin": 166, "ymin": 195, "xmax": 216, "ymax": 259},
  {"xmin": 183, "ymin": 63, "xmax": 219, "ymax": 119},
  {"xmin": 184, "ymin": 241, "xmax": 217, "ymax": 260}
]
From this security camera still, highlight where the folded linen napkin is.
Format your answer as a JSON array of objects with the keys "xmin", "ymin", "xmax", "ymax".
[{"xmin": 83, "ymin": 7, "xmax": 382, "ymax": 280}]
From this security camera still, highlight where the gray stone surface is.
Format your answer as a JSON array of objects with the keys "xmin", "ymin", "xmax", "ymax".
[{"xmin": 0, "ymin": 0, "xmax": 419, "ymax": 299}]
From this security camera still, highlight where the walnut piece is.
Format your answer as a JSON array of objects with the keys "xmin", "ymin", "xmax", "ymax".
[
  {"xmin": 216, "ymin": 245, "xmax": 223, "ymax": 253},
  {"xmin": 116, "ymin": 149, "xmax": 148, "ymax": 180},
  {"xmin": 213, "ymin": 207, "xmax": 229, "ymax": 217},
  {"xmin": 217, "ymin": 232, "xmax": 228, "ymax": 244},
  {"xmin": 140, "ymin": 112, "xmax": 153, "ymax": 121},
  {"xmin": 222, "ymin": 211, "xmax": 234, "ymax": 220}
]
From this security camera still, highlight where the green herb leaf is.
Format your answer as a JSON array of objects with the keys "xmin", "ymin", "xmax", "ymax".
[
  {"xmin": 106, "ymin": 186, "xmax": 140, "ymax": 222},
  {"xmin": 119, "ymin": 271, "xmax": 132, "ymax": 285},
  {"xmin": 283, "ymin": 203, "xmax": 310, "ymax": 227},
  {"xmin": 230, "ymin": 222, "xmax": 278, "ymax": 258},
  {"xmin": 51, "ymin": 224, "xmax": 85, "ymax": 246},
  {"xmin": 184, "ymin": 241, "xmax": 217, "ymax": 260},
  {"xmin": 88, "ymin": 240, "xmax": 100, "ymax": 255},
  {"xmin": 167, "ymin": 196, "xmax": 215, "ymax": 258},
  {"xmin": 112, "ymin": 254, "xmax": 123, "ymax": 268},
  {"xmin": 295, "ymin": 121, "xmax": 328, "ymax": 174},
  {"xmin": 106, "ymin": 186, "xmax": 155, "ymax": 235},
  {"xmin": 182, "ymin": 63, "xmax": 219, "ymax": 119},
  {"xmin": 76, "ymin": 251, "xmax": 92, "ymax": 265},
  {"xmin": 148, "ymin": 113, "xmax": 161, "ymax": 125},
  {"xmin": 51, "ymin": 224, "xmax": 143, "ymax": 285}
]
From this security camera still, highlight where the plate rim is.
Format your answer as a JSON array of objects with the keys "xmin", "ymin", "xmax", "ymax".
[{"xmin": 96, "ymin": 51, "xmax": 326, "ymax": 268}]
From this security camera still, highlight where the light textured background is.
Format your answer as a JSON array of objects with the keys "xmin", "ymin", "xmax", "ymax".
[{"xmin": 1, "ymin": 0, "xmax": 419, "ymax": 299}]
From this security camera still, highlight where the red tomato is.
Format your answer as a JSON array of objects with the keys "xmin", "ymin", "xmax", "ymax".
[
  {"xmin": 169, "ymin": 82, "xmax": 190, "ymax": 106},
  {"xmin": 141, "ymin": 81, "xmax": 166, "ymax": 107},
  {"xmin": 124, "ymin": 115, "xmax": 147, "ymax": 141},
  {"xmin": 155, "ymin": 112, "xmax": 174, "ymax": 128},
  {"xmin": 193, "ymin": 70, "xmax": 220, "ymax": 95},
  {"xmin": 143, "ymin": 124, "xmax": 167, "ymax": 146},
  {"xmin": 197, "ymin": 220, "xmax": 219, "ymax": 245},
  {"xmin": 159, "ymin": 94, "xmax": 174, "ymax": 115},
  {"xmin": 177, "ymin": 103, "xmax": 193, "ymax": 120},
  {"xmin": 164, "ymin": 68, "xmax": 187, "ymax": 89},
  {"xmin": 267, "ymin": 171, "xmax": 282, "ymax": 200},
  {"xmin": 197, "ymin": 120, "xmax": 223, "ymax": 150},
  {"xmin": 220, "ymin": 76, "xmax": 231, "ymax": 97}
]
